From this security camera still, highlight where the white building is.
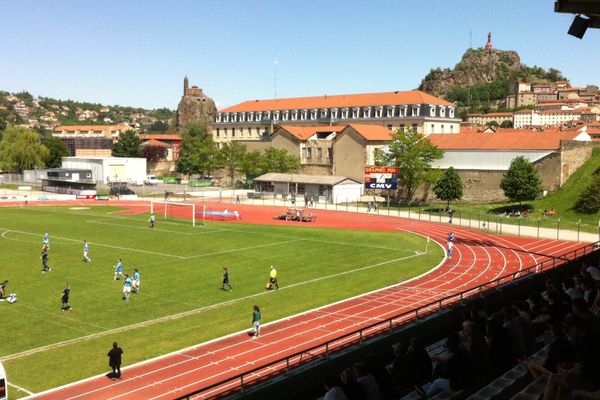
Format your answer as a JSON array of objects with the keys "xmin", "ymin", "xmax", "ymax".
[{"xmin": 61, "ymin": 157, "xmax": 147, "ymax": 184}]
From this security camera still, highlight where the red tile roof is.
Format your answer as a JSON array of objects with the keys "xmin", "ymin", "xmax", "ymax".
[
  {"xmin": 220, "ymin": 90, "xmax": 453, "ymax": 112},
  {"xmin": 346, "ymin": 124, "xmax": 393, "ymax": 141},
  {"xmin": 54, "ymin": 124, "xmax": 127, "ymax": 132},
  {"xmin": 468, "ymin": 112, "xmax": 513, "ymax": 117},
  {"xmin": 138, "ymin": 134, "xmax": 182, "ymax": 141},
  {"xmin": 427, "ymin": 127, "xmax": 583, "ymax": 151}
]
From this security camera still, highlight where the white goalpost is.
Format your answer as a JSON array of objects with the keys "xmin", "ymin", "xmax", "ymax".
[{"xmin": 150, "ymin": 201, "xmax": 205, "ymax": 227}]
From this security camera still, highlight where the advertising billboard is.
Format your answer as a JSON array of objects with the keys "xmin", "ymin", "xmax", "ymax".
[{"xmin": 364, "ymin": 166, "xmax": 399, "ymax": 190}]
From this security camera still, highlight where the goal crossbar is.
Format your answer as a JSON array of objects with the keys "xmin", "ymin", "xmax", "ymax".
[{"xmin": 150, "ymin": 201, "xmax": 202, "ymax": 227}]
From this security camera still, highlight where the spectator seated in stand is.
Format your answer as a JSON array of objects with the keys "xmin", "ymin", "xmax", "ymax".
[
  {"xmin": 416, "ymin": 332, "xmax": 472, "ymax": 398},
  {"xmin": 352, "ymin": 362, "xmax": 381, "ymax": 400}
]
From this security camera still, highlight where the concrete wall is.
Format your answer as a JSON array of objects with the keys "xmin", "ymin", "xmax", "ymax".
[{"xmin": 333, "ymin": 128, "xmax": 367, "ymax": 182}]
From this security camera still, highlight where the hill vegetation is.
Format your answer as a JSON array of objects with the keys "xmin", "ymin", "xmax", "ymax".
[{"xmin": 418, "ymin": 47, "xmax": 568, "ymax": 115}]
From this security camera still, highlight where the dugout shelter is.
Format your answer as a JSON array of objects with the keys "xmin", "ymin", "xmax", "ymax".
[{"xmin": 253, "ymin": 173, "xmax": 362, "ymax": 204}]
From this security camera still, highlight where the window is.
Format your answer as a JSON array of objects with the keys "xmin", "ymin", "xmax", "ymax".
[
  {"xmin": 330, "ymin": 108, "xmax": 338, "ymax": 119},
  {"xmin": 240, "ymin": 113, "xmax": 245, "ymax": 122},
  {"xmin": 341, "ymin": 108, "xmax": 349, "ymax": 119},
  {"xmin": 440, "ymin": 107, "xmax": 446, "ymax": 117},
  {"xmin": 449, "ymin": 125, "xmax": 453, "ymax": 132},
  {"xmin": 273, "ymin": 111, "xmax": 280, "ymax": 121},
  {"xmin": 223, "ymin": 113, "xmax": 230, "ymax": 122},
  {"xmin": 216, "ymin": 113, "xmax": 222, "ymax": 123},
  {"xmin": 412, "ymin": 124, "xmax": 418, "ymax": 132},
  {"xmin": 247, "ymin": 112, "xmax": 253, "ymax": 122},
  {"xmin": 441, "ymin": 124, "xmax": 444, "ymax": 133},
  {"xmin": 449, "ymin": 108, "xmax": 455, "ymax": 118},
  {"xmin": 316, "ymin": 148, "xmax": 322, "ymax": 158},
  {"xmin": 216, "ymin": 128, "xmax": 220, "ymax": 137},
  {"xmin": 291, "ymin": 110, "xmax": 298, "ymax": 120},
  {"xmin": 352, "ymin": 108, "xmax": 360, "ymax": 118},
  {"xmin": 223, "ymin": 128, "xmax": 228, "ymax": 137},
  {"xmin": 387, "ymin": 124, "xmax": 393, "ymax": 130},
  {"xmin": 327, "ymin": 148, "xmax": 332, "ymax": 159},
  {"xmin": 412, "ymin": 107, "xmax": 419, "ymax": 117},
  {"xmin": 320, "ymin": 109, "xmax": 328, "ymax": 119},
  {"xmin": 387, "ymin": 106, "xmax": 395, "ymax": 118},
  {"xmin": 282, "ymin": 110, "xmax": 288, "ymax": 121},
  {"xmin": 399, "ymin": 124, "xmax": 405, "ymax": 132},
  {"xmin": 429, "ymin": 106, "xmax": 436, "ymax": 116},
  {"xmin": 374, "ymin": 107, "xmax": 383, "ymax": 118},
  {"xmin": 431, "ymin": 124, "xmax": 435, "ymax": 132},
  {"xmin": 232, "ymin": 128, "xmax": 236, "ymax": 137},
  {"xmin": 301, "ymin": 109, "xmax": 308, "ymax": 120},
  {"xmin": 256, "ymin": 127, "xmax": 260, "ymax": 137},
  {"xmin": 306, "ymin": 147, "xmax": 312, "ymax": 158},
  {"xmin": 256, "ymin": 112, "xmax": 262, "ymax": 122},
  {"xmin": 310, "ymin": 109, "xmax": 318, "ymax": 120},
  {"xmin": 231, "ymin": 113, "xmax": 237, "ymax": 122}
]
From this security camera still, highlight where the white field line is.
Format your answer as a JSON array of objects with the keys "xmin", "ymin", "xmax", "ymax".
[
  {"xmin": 1, "ymin": 252, "xmax": 423, "ymax": 364},
  {"xmin": 9, "ymin": 382, "xmax": 34, "ymax": 395},
  {"xmin": 23, "ymin": 233, "xmax": 445, "ymax": 399},
  {"xmin": 85, "ymin": 219, "xmax": 227, "ymax": 235},
  {"xmin": 0, "ymin": 228, "xmax": 185, "ymax": 259}
]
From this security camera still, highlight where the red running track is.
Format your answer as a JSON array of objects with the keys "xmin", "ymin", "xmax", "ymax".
[{"xmin": 24, "ymin": 201, "xmax": 589, "ymax": 400}]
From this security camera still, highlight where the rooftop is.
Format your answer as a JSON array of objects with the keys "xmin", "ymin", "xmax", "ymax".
[
  {"xmin": 220, "ymin": 90, "xmax": 453, "ymax": 113},
  {"xmin": 254, "ymin": 172, "xmax": 360, "ymax": 186}
]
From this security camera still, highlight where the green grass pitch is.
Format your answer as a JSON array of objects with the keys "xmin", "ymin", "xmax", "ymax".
[{"xmin": 0, "ymin": 205, "xmax": 442, "ymax": 395}]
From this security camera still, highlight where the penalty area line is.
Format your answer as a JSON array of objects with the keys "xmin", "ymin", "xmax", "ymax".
[
  {"xmin": 0, "ymin": 252, "xmax": 424, "ymax": 363},
  {"xmin": 9, "ymin": 382, "xmax": 34, "ymax": 396}
]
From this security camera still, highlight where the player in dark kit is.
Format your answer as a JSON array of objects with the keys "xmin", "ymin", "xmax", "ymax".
[
  {"xmin": 221, "ymin": 267, "xmax": 232, "ymax": 291},
  {"xmin": 40, "ymin": 248, "xmax": 51, "ymax": 272},
  {"xmin": 61, "ymin": 284, "xmax": 72, "ymax": 311}
]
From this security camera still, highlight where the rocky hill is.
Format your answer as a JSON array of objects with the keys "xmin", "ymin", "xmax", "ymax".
[{"xmin": 418, "ymin": 47, "xmax": 568, "ymax": 100}]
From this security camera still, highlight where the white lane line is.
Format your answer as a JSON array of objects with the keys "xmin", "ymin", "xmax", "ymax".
[
  {"xmin": 181, "ymin": 239, "xmax": 304, "ymax": 260},
  {"xmin": 1, "ymin": 252, "xmax": 421, "ymax": 363},
  {"xmin": 85, "ymin": 219, "xmax": 227, "ymax": 235}
]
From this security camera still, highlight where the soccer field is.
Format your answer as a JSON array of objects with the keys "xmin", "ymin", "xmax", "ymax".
[{"xmin": 0, "ymin": 204, "xmax": 442, "ymax": 395}]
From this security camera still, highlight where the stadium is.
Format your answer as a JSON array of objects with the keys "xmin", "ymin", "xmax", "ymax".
[{"xmin": 0, "ymin": 196, "xmax": 598, "ymax": 400}]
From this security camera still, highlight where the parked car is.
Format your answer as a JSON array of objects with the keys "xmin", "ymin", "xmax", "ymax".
[{"xmin": 144, "ymin": 175, "xmax": 160, "ymax": 185}]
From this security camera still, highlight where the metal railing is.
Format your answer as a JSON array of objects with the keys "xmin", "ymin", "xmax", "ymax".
[{"xmin": 174, "ymin": 241, "xmax": 600, "ymax": 400}]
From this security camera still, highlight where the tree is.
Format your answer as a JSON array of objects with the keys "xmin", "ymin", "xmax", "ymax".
[
  {"xmin": 44, "ymin": 137, "xmax": 70, "ymax": 168},
  {"xmin": 147, "ymin": 121, "xmax": 169, "ymax": 133},
  {"xmin": 433, "ymin": 167, "xmax": 464, "ymax": 208},
  {"xmin": 177, "ymin": 123, "xmax": 220, "ymax": 176},
  {"xmin": 241, "ymin": 150, "xmax": 264, "ymax": 178},
  {"xmin": 500, "ymin": 156, "xmax": 542, "ymax": 205},
  {"xmin": 0, "ymin": 126, "xmax": 49, "ymax": 171},
  {"xmin": 575, "ymin": 174, "xmax": 600, "ymax": 214},
  {"xmin": 261, "ymin": 148, "xmax": 300, "ymax": 174},
  {"xmin": 141, "ymin": 145, "xmax": 168, "ymax": 162},
  {"xmin": 112, "ymin": 130, "xmax": 141, "ymax": 157},
  {"xmin": 500, "ymin": 120, "xmax": 513, "ymax": 128},
  {"xmin": 218, "ymin": 141, "xmax": 247, "ymax": 186},
  {"xmin": 486, "ymin": 121, "xmax": 499, "ymax": 127},
  {"xmin": 376, "ymin": 129, "xmax": 443, "ymax": 201}
]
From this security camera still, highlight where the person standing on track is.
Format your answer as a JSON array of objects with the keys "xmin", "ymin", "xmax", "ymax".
[
  {"xmin": 221, "ymin": 267, "xmax": 232, "ymax": 291},
  {"xmin": 447, "ymin": 240, "xmax": 454, "ymax": 259},
  {"xmin": 61, "ymin": 284, "xmax": 72, "ymax": 311},
  {"xmin": 107, "ymin": 342, "xmax": 123, "ymax": 380},
  {"xmin": 251, "ymin": 305, "xmax": 261, "ymax": 338},
  {"xmin": 82, "ymin": 240, "xmax": 91, "ymax": 263}
]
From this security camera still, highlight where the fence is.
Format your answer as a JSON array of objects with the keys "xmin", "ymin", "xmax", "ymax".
[{"xmin": 173, "ymin": 241, "xmax": 599, "ymax": 400}]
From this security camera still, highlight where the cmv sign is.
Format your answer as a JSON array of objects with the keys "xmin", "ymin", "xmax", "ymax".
[{"xmin": 364, "ymin": 166, "xmax": 399, "ymax": 190}]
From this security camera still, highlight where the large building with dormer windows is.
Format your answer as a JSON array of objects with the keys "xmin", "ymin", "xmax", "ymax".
[{"xmin": 212, "ymin": 90, "xmax": 460, "ymax": 143}]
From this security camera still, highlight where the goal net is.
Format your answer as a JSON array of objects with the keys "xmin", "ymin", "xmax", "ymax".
[{"xmin": 150, "ymin": 201, "xmax": 204, "ymax": 227}]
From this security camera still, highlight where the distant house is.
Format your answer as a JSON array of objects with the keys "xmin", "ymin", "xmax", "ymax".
[{"xmin": 138, "ymin": 134, "xmax": 182, "ymax": 161}]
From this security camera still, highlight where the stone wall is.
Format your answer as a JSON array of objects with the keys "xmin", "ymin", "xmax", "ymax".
[
  {"xmin": 559, "ymin": 140, "xmax": 593, "ymax": 186},
  {"xmin": 147, "ymin": 161, "xmax": 176, "ymax": 176}
]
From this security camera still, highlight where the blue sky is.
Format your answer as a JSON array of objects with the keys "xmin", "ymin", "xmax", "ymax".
[{"xmin": 1, "ymin": 0, "xmax": 598, "ymax": 110}]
